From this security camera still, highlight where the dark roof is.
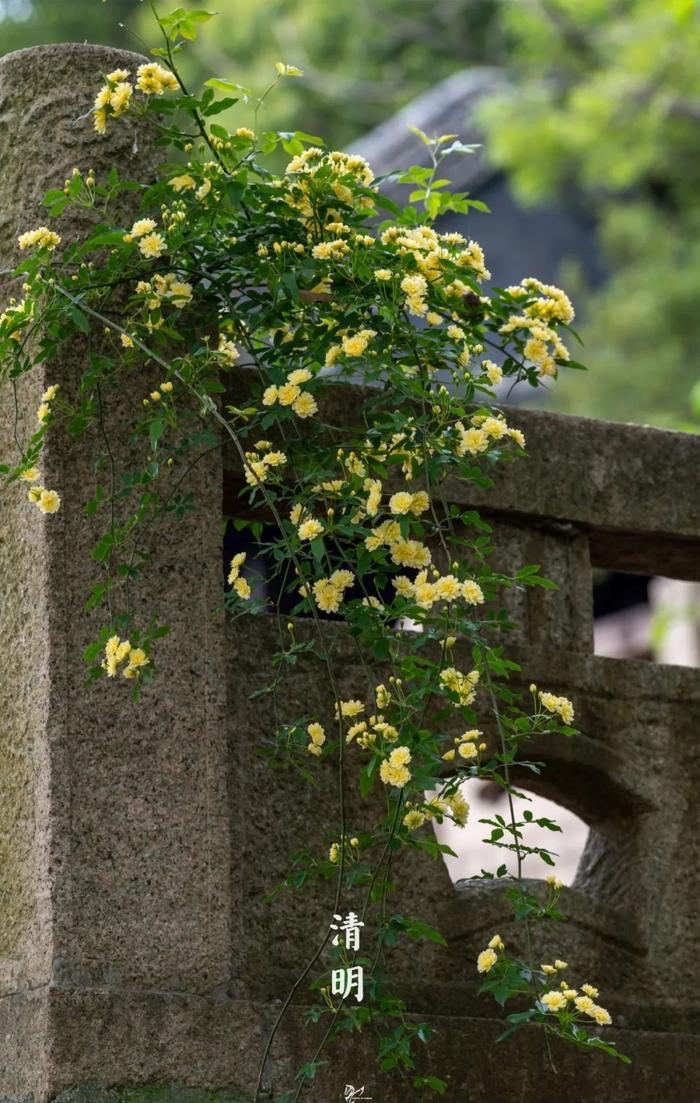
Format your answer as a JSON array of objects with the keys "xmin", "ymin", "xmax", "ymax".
[
  {"xmin": 351, "ymin": 67, "xmax": 509, "ymax": 196},
  {"xmin": 351, "ymin": 67, "xmax": 604, "ymax": 296}
]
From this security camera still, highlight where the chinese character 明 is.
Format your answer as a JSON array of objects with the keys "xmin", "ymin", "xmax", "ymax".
[
  {"xmin": 331, "ymin": 965, "xmax": 364, "ymax": 1002},
  {"xmin": 330, "ymin": 910, "xmax": 365, "ymax": 951}
]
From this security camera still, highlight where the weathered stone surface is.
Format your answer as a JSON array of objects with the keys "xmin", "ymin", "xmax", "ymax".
[
  {"xmin": 2, "ymin": 988, "xmax": 698, "ymax": 1102},
  {"xmin": 449, "ymin": 408, "xmax": 700, "ymax": 580},
  {"xmin": 224, "ymin": 375, "xmax": 700, "ymax": 578},
  {"xmin": 0, "ymin": 43, "xmax": 229, "ymax": 1099},
  {"xmin": 226, "ymin": 618, "xmax": 700, "ymax": 1033},
  {"xmin": 487, "ymin": 518, "xmax": 593, "ymax": 652}
]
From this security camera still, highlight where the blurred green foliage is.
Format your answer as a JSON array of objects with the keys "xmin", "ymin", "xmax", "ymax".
[
  {"xmin": 479, "ymin": 0, "xmax": 700, "ymax": 427},
  {"xmin": 0, "ymin": 0, "xmax": 135, "ymax": 52},
  {"xmin": 0, "ymin": 1, "xmax": 504, "ymax": 148},
  {"xmin": 2, "ymin": 0, "xmax": 699, "ymax": 427}
]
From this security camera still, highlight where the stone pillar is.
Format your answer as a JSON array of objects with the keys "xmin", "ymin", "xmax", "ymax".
[{"xmin": 0, "ymin": 46, "xmax": 230, "ymax": 1099}]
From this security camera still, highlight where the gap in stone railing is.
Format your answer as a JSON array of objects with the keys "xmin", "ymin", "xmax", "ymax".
[
  {"xmin": 429, "ymin": 778, "xmax": 588, "ymax": 887},
  {"xmin": 593, "ymin": 569, "xmax": 700, "ymax": 666}
]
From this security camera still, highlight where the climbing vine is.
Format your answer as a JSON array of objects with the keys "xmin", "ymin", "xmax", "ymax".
[{"xmin": 0, "ymin": 6, "xmax": 628, "ymax": 1098}]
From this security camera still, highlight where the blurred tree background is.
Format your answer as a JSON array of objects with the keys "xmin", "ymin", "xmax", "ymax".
[
  {"xmin": 478, "ymin": 0, "xmax": 700, "ymax": 428},
  {"xmin": 1, "ymin": 0, "xmax": 698, "ymax": 428}
]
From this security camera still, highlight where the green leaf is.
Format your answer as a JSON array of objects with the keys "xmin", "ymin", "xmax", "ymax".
[
  {"xmin": 294, "ymin": 130, "xmax": 325, "ymax": 145},
  {"xmin": 184, "ymin": 9, "xmax": 217, "ymax": 21},
  {"xmin": 359, "ymin": 762, "xmax": 376, "ymax": 797},
  {"xmin": 204, "ymin": 77, "xmax": 251, "ymax": 99},
  {"xmin": 149, "ymin": 418, "xmax": 165, "ymax": 450},
  {"xmin": 403, "ymin": 919, "xmax": 447, "ymax": 946},
  {"xmin": 413, "ymin": 1074, "xmax": 447, "ymax": 1094},
  {"xmin": 84, "ymin": 582, "xmax": 108, "ymax": 613},
  {"xmin": 70, "ymin": 306, "xmax": 90, "ymax": 334},
  {"xmin": 202, "ymin": 97, "xmax": 238, "ymax": 116},
  {"xmin": 85, "ymin": 484, "xmax": 106, "ymax": 517}
]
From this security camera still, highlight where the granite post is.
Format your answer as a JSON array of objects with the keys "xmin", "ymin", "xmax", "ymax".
[{"xmin": 0, "ymin": 45, "xmax": 230, "ymax": 1100}]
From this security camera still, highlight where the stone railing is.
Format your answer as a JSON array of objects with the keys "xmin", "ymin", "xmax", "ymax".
[{"xmin": 1, "ymin": 42, "xmax": 699, "ymax": 1103}]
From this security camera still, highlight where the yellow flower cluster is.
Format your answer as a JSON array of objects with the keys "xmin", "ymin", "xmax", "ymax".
[
  {"xmin": 124, "ymin": 218, "xmax": 167, "ymax": 259},
  {"xmin": 541, "ymin": 959, "xmax": 568, "ymax": 975},
  {"xmin": 335, "ymin": 699, "xmax": 365, "ymax": 719},
  {"xmin": 169, "ymin": 173, "xmax": 196, "ymax": 193},
  {"xmin": 0, "ymin": 297, "xmax": 30, "ymax": 342},
  {"xmin": 425, "ymin": 790, "xmax": 471, "ymax": 826},
  {"xmin": 216, "ymin": 335, "xmax": 241, "ymax": 366},
  {"xmin": 272, "ymin": 239, "xmax": 306, "ymax": 256},
  {"xmin": 94, "ymin": 63, "xmax": 176, "ymax": 134},
  {"xmin": 243, "ymin": 445, "xmax": 287, "ymax": 486},
  {"xmin": 546, "ymin": 872, "xmax": 564, "ymax": 891},
  {"xmin": 312, "ymin": 239, "xmax": 350, "ymax": 261},
  {"xmin": 375, "ymin": 224, "xmax": 492, "ymax": 322},
  {"xmin": 538, "ymin": 690, "xmax": 575, "ymax": 726},
  {"xmin": 500, "ymin": 278, "xmax": 574, "ymax": 377},
  {"xmin": 540, "ymin": 973, "xmax": 612, "ymax": 1026},
  {"xmin": 36, "ymin": 382, "xmax": 60, "ymax": 425},
  {"xmin": 368, "ymin": 425, "xmax": 424, "ymax": 482},
  {"xmin": 388, "ymin": 490, "xmax": 429, "ymax": 516},
  {"xmin": 390, "ymin": 538, "xmax": 432, "ymax": 569},
  {"xmin": 439, "ymin": 666, "xmax": 480, "ymax": 707},
  {"xmin": 328, "ymin": 834, "xmax": 360, "ymax": 864},
  {"xmin": 135, "ymin": 62, "xmax": 179, "ymax": 96},
  {"xmin": 379, "ymin": 745, "xmax": 412, "ymax": 788},
  {"xmin": 451, "ymin": 728, "xmax": 483, "ymax": 763},
  {"xmin": 143, "ymin": 380, "xmax": 174, "ymax": 406},
  {"xmin": 364, "ymin": 478, "xmax": 382, "ymax": 517},
  {"xmin": 375, "ymin": 683, "xmax": 391, "ymax": 708},
  {"xmin": 400, "ymin": 273, "xmax": 428, "ymax": 317},
  {"xmin": 448, "ymin": 790, "xmax": 470, "ymax": 825},
  {"xmin": 456, "ymin": 240, "xmax": 490, "ymax": 281},
  {"xmin": 93, "ymin": 68, "xmax": 133, "ymax": 134},
  {"xmin": 340, "ymin": 329, "xmax": 376, "ymax": 357},
  {"xmin": 297, "ymin": 517, "xmax": 324, "ymax": 541},
  {"xmin": 102, "ymin": 635, "xmax": 149, "ymax": 679},
  {"xmin": 136, "ymin": 272, "xmax": 193, "ymax": 309},
  {"xmin": 22, "ymin": 389, "xmax": 62, "ymax": 517},
  {"xmin": 306, "ymin": 721, "xmax": 326, "ymax": 757},
  {"xmin": 285, "ymin": 147, "xmax": 374, "ymax": 187},
  {"xmin": 403, "ymin": 809, "xmax": 426, "ymax": 830},
  {"xmin": 476, "ymin": 933, "xmax": 505, "ymax": 973},
  {"xmin": 227, "ymin": 552, "xmax": 251, "ymax": 600},
  {"xmin": 196, "ymin": 177, "xmax": 213, "ymax": 202},
  {"xmin": 482, "ymin": 359, "xmax": 503, "ymax": 386},
  {"xmin": 282, "ymin": 148, "xmax": 375, "ymax": 228},
  {"xmin": 346, "ymin": 714, "xmax": 398, "ymax": 749},
  {"xmin": 454, "ymin": 413, "xmax": 524, "ymax": 457},
  {"xmin": 27, "ymin": 484, "xmax": 61, "ymax": 515},
  {"xmin": 262, "ymin": 368, "xmax": 318, "ymax": 418},
  {"xmin": 311, "ymin": 569, "xmax": 354, "ymax": 613},
  {"xmin": 393, "ymin": 571, "xmax": 483, "ymax": 610},
  {"xmin": 18, "ymin": 226, "xmax": 61, "ymax": 251}
]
